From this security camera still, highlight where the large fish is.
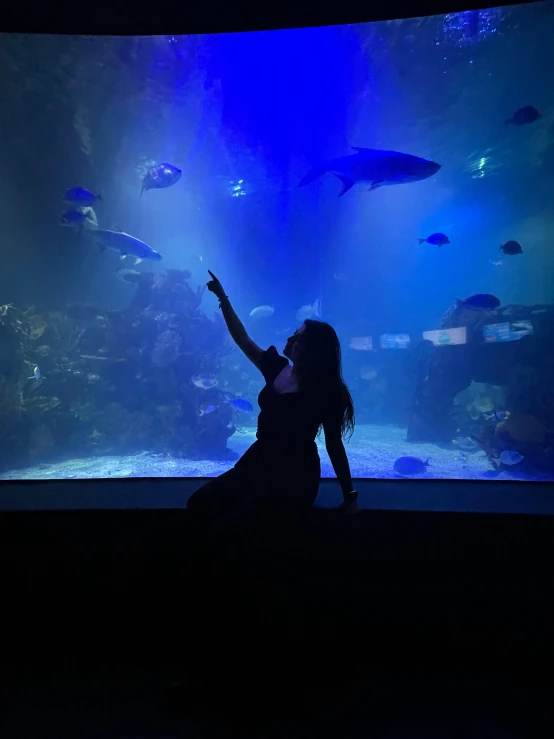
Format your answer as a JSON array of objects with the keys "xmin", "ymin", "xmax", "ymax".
[
  {"xmin": 91, "ymin": 229, "xmax": 163, "ymax": 264},
  {"xmin": 298, "ymin": 147, "xmax": 441, "ymax": 197}
]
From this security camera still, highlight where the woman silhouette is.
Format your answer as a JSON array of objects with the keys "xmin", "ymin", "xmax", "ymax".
[{"xmin": 187, "ymin": 271, "xmax": 359, "ymax": 533}]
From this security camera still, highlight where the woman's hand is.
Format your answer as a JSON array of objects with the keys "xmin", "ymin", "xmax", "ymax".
[{"xmin": 206, "ymin": 270, "xmax": 227, "ymax": 301}]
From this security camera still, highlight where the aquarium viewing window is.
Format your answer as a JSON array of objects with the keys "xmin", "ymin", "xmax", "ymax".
[
  {"xmin": 349, "ymin": 337, "xmax": 373, "ymax": 351},
  {"xmin": 380, "ymin": 333, "xmax": 411, "ymax": 350},
  {"xmin": 0, "ymin": 2, "xmax": 553, "ymax": 493},
  {"xmin": 483, "ymin": 321, "xmax": 534, "ymax": 343},
  {"xmin": 422, "ymin": 327, "xmax": 467, "ymax": 346}
]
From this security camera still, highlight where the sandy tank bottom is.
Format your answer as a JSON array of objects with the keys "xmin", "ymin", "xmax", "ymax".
[{"xmin": 1, "ymin": 424, "xmax": 552, "ymax": 482}]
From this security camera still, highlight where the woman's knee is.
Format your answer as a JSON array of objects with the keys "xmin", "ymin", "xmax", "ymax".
[
  {"xmin": 186, "ymin": 473, "xmax": 239, "ymax": 515},
  {"xmin": 186, "ymin": 486, "xmax": 211, "ymax": 513}
]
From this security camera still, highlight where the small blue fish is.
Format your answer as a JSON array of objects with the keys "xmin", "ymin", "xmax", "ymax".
[
  {"xmin": 456, "ymin": 294, "xmax": 500, "ymax": 311},
  {"xmin": 141, "ymin": 162, "xmax": 181, "ymax": 196},
  {"xmin": 64, "ymin": 187, "xmax": 101, "ymax": 207},
  {"xmin": 505, "ymin": 106, "xmax": 542, "ymax": 126},
  {"xmin": 250, "ymin": 305, "xmax": 274, "ymax": 318},
  {"xmin": 60, "ymin": 210, "xmax": 87, "ymax": 227},
  {"xmin": 499, "ymin": 450, "xmax": 524, "ymax": 466},
  {"xmin": 500, "ymin": 240, "xmax": 523, "ymax": 256},
  {"xmin": 393, "ymin": 456, "xmax": 429, "ymax": 477},
  {"xmin": 198, "ymin": 404, "xmax": 216, "ymax": 416},
  {"xmin": 418, "ymin": 232, "xmax": 450, "ymax": 247},
  {"xmin": 226, "ymin": 398, "xmax": 254, "ymax": 413},
  {"xmin": 485, "ymin": 410, "xmax": 509, "ymax": 423},
  {"xmin": 28, "ymin": 365, "xmax": 41, "ymax": 381}
]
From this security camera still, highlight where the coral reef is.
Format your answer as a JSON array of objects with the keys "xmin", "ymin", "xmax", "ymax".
[
  {"xmin": 407, "ymin": 301, "xmax": 554, "ymax": 477},
  {"xmin": 0, "ymin": 269, "xmax": 239, "ymax": 471}
]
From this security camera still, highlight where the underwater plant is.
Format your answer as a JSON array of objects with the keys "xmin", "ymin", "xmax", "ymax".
[{"xmin": 0, "ymin": 269, "xmax": 238, "ymax": 471}]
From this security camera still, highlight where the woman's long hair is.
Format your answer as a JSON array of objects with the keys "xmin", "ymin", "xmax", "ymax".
[{"xmin": 294, "ymin": 319, "xmax": 355, "ymax": 440}]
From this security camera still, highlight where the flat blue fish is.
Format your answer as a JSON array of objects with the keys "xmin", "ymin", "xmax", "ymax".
[
  {"xmin": 456, "ymin": 294, "xmax": 500, "ymax": 311},
  {"xmin": 198, "ymin": 404, "xmax": 216, "ymax": 417},
  {"xmin": 141, "ymin": 162, "xmax": 182, "ymax": 196},
  {"xmin": 505, "ymin": 106, "xmax": 542, "ymax": 126},
  {"xmin": 298, "ymin": 147, "xmax": 441, "ymax": 197},
  {"xmin": 500, "ymin": 240, "xmax": 523, "ymax": 255},
  {"xmin": 499, "ymin": 450, "xmax": 524, "ymax": 466},
  {"xmin": 226, "ymin": 398, "xmax": 254, "ymax": 413},
  {"xmin": 393, "ymin": 456, "xmax": 429, "ymax": 477},
  {"xmin": 92, "ymin": 230, "xmax": 162, "ymax": 264},
  {"xmin": 64, "ymin": 187, "xmax": 101, "ymax": 207},
  {"xmin": 418, "ymin": 232, "xmax": 450, "ymax": 247},
  {"xmin": 485, "ymin": 410, "xmax": 509, "ymax": 423}
]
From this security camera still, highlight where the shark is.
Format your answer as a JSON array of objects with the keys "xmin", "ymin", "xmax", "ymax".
[{"xmin": 298, "ymin": 147, "xmax": 441, "ymax": 197}]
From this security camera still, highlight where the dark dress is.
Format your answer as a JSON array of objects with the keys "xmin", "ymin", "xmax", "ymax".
[{"xmin": 186, "ymin": 346, "xmax": 322, "ymax": 531}]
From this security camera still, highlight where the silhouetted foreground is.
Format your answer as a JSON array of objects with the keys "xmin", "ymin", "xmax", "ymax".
[{"xmin": 2, "ymin": 502, "xmax": 554, "ymax": 735}]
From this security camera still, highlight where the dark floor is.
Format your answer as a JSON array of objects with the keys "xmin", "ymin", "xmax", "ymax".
[
  {"xmin": 2, "ymin": 506, "xmax": 554, "ymax": 738},
  {"xmin": 0, "ymin": 671, "xmax": 551, "ymax": 738}
]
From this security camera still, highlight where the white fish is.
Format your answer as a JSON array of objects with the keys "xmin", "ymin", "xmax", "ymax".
[
  {"xmin": 28, "ymin": 365, "xmax": 41, "ymax": 381},
  {"xmin": 296, "ymin": 298, "xmax": 321, "ymax": 322},
  {"xmin": 91, "ymin": 229, "xmax": 162, "ymax": 263},
  {"xmin": 499, "ymin": 450, "xmax": 524, "ymax": 466},
  {"xmin": 249, "ymin": 305, "xmax": 274, "ymax": 318},
  {"xmin": 192, "ymin": 374, "xmax": 218, "ymax": 390},
  {"xmin": 80, "ymin": 206, "xmax": 98, "ymax": 230}
]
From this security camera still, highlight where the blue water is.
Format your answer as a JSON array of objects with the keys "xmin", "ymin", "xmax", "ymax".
[
  {"xmin": 1, "ymin": 424, "xmax": 552, "ymax": 482},
  {"xmin": 0, "ymin": 5, "xmax": 553, "ymax": 486}
]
